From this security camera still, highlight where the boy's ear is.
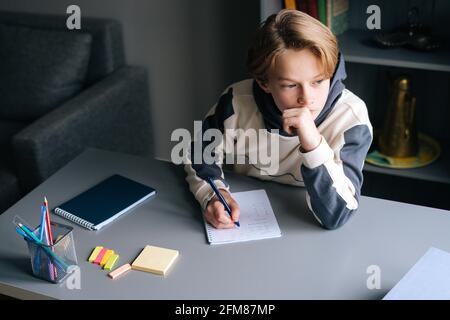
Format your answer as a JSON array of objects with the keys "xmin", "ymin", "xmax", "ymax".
[{"xmin": 256, "ymin": 79, "xmax": 271, "ymax": 94}]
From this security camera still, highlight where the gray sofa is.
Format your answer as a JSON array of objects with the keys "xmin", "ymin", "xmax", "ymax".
[{"xmin": 0, "ymin": 11, "xmax": 153, "ymax": 213}]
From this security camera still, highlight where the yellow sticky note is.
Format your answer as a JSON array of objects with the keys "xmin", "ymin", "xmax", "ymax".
[
  {"xmin": 100, "ymin": 249, "xmax": 114, "ymax": 267},
  {"xmin": 88, "ymin": 246, "xmax": 104, "ymax": 263},
  {"xmin": 131, "ymin": 245, "xmax": 179, "ymax": 276},
  {"xmin": 104, "ymin": 254, "xmax": 119, "ymax": 271}
]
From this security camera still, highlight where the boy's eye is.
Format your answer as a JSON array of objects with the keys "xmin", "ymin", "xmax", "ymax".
[
  {"xmin": 313, "ymin": 79, "xmax": 324, "ymax": 85},
  {"xmin": 281, "ymin": 84, "xmax": 297, "ymax": 88}
]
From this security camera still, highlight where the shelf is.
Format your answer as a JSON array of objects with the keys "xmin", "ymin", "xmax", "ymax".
[
  {"xmin": 338, "ymin": 29, "xmax": 450, "ymax": 72},
  {"xmin": 363, "ymin": 140, "xmax": 450, "ymax": 185}
]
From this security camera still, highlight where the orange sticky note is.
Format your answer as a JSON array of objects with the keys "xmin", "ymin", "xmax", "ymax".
[
  {"xmin": 108, "ymin": 263, "xmax": 131, "ymax": 279},
  {"xmin": 88, "ymin": 246, "xmax": 104, "ymax": 263},
  {"xmin": 94, "ymin": 247, "xmax": 108, "ymax": 265},
  {"xmin": 100, "ymin": 249, "xmax": 114, "ymax": 267}
]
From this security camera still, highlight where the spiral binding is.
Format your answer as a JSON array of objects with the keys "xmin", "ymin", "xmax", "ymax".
[
  {"xmin": 205, "ymin": 222, "xmax": 214, "ymax": 242},
  {"xmin": 54, "ymin": 207, "xmax": 93, "ymax": 230}
]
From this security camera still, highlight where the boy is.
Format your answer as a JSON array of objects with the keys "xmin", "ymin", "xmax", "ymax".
[{"xmin": 184, "ymin": 9, "xmax": 373, "ymax": 230}]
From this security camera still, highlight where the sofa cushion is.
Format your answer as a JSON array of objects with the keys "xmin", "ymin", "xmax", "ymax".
[
  {"xmin": 0, "ymin": 119, "xmax": 27, "ymax": 169},
  {"xmin": 0, "ymin": 11, "xmax": 125, "ymax": 86},
  {"xmin": 0, "ymin": 23, "xmax": 92, "ymax": 121},
  {"xmin": 0, "ymin": 167, "xmax": 21, "ymax": 214},
  {"xmin": 0, "ymin": 119, "xmax": 27, "ymax": 146}
]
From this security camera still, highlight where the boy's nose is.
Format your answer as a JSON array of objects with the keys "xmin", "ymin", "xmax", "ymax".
[
  {"xmin": 297, "ymin": 87, "xmax": 313, "ymax": 106},
  {"xmin": 297, "ymin": 96, "xmax": 312, "ymax": 106}
]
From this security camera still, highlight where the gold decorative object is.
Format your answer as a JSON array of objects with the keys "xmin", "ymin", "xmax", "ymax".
[
  {"xmin": 378, "ymin": 76, "xmax": 418, "ymax": 158},
  {"xmin": 366, "ymin": 75, "xmax": 441, "ymax": 169},
  {"xmin": 366, "ymin": 133, "xmax": 441, "ymax": 169}
]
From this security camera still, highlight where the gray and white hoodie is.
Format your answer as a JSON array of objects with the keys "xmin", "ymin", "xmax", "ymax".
[{"xmin": 184, "ymin": 54, "xmax": 373, "ymax": 230}]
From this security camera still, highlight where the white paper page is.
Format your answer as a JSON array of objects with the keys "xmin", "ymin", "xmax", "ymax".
[
  {"xmin": 383, "ymin": 247, "xmax": 450, "ymax": 300},
  {"xmin": 204, "ymin": 189, "xmax": 282, "ymax": 245}
]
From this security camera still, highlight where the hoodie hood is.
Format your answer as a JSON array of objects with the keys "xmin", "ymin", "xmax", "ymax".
[{"xmin": 253, "ymin": 52, "xmax": 347, "ymax": 137}]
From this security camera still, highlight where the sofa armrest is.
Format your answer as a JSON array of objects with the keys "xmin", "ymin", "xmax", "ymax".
[{"xmin": 12, "ymin": 66, "xmax": 153, "ymax": 193}]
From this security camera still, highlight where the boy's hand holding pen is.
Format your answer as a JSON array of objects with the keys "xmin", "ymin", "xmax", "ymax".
[{"xmin": 204, "ymin": 177, "xmax": 240, "ymax": 229}]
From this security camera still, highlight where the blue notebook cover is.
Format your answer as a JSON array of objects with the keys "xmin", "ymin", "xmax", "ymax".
[{"xmin": 54, "ymin": 174, "xmax": 156, "ymax": 230}]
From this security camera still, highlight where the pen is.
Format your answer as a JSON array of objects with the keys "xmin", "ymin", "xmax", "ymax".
[
  {"xmin": 35, "ymin": 205, "xmax": 48, "ymax": 274},
  {"xmin": 206, "ymin": 177, "xmax": 240, "ymax": 227},
  {"xmin": 39, "ymin": 205, "xmax": 47, "ymax": 242},
  {"xmin": 15, "ymin": 226, "xmax": 31, "ymax": 240}
]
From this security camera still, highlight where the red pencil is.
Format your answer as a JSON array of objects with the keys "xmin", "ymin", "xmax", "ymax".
[
  {"xmin": 44, "ymin": 197, "xmax": 57, "ymax": 279},
  {"xmin": 44, "ymin": 197, "xmax": 53, "ymax": 244}
]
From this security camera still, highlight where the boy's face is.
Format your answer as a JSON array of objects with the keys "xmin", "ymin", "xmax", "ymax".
[{"xmin": 258, "ymin": 49, "xmax": 330, "ymax": 119}]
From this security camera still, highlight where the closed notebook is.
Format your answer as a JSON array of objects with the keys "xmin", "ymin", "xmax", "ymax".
[{"xmin": 54, "ymin": 174, "xmax": 156, "ymax": 230}]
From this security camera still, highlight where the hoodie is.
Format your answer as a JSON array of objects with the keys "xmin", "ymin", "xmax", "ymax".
[{"xmin": 184, "ymin": 54, "xmax": 373, "ymax": 230}]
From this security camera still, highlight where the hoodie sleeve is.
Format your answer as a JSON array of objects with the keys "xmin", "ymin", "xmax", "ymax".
[
  {"xmin": 298, "ymin": 123, "xmax": 372, "ymax": 230},
  {"xmin": 184, "ymin": 87, "xmax": 236, "ymax": 211}
]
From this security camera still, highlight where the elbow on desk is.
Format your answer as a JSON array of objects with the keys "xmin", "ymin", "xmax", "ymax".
[
  {"xmin": 320, "ymin": 220, "xmax": 345, "ymax": 231},
  {"xmin": 315, "ymin": 208, "xmax": 355, "ymax": 231}
]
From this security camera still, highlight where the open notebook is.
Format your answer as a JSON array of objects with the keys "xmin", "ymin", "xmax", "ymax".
[{"xmin": 204, "ymin": 189, "xmax": 282, "ymax": 245}]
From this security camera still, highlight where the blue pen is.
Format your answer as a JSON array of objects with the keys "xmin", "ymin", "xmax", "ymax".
[
  {"xmin": 39, "ymin": 205, "xmax": 47, "ymax": 241},
  {"xmin": 35, "ymin": 205, "xmax": 47, "ymax": 272},
  {"xmin": 15, "ymin": 226, "xmax": 32, "ymax": 240},
  {"xmin": 206, "ymin": 177, "xmax": 240, "ymax": 227}
]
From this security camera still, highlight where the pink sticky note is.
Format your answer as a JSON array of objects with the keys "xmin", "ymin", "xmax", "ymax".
[
  {"xmin": 94, "ymin": 247, "xmax": 108, "ymax": 265},
  {"xmin": 108, "ymin": 263, "xmax": 132, "ymax": 279}
]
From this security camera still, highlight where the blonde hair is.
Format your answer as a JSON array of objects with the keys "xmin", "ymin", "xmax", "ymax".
[{"xmin": 247, "ymin": 9, "xmax": 339, "ymax": 83}]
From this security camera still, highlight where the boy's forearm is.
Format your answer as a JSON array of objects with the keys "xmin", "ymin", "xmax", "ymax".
[
  {"xmin": 299, "ymin": 125, "xmax": 372, "ymax": 229},
  {"xmin": 301, "ymin": 163, "xmax": 358, "ymax": 230}
]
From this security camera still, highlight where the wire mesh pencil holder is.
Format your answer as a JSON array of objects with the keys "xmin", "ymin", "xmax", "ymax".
[{"xmin": 24, "ymin": 221, "xmax": 78, "ymax": 283}]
